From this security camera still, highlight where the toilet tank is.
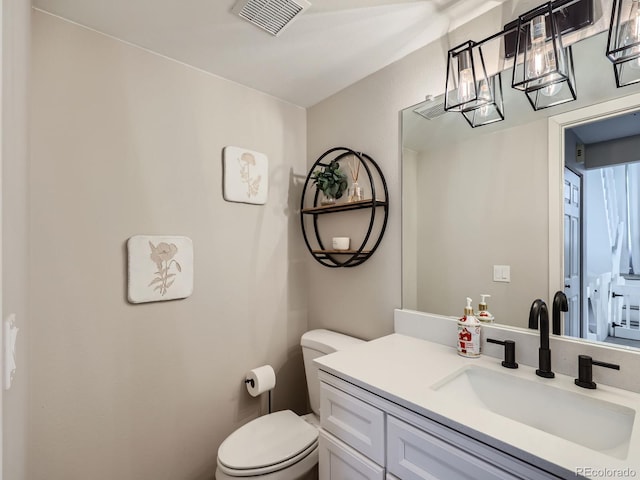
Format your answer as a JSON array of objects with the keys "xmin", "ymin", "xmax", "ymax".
[{"xmin": 301, "ymin": 329, "xmax": 365, "ymax": 416}]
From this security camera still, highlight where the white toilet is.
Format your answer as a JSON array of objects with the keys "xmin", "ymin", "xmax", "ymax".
[{"xmin": 215, "ymin": 329, "xmax": 364, "ymax": 480}]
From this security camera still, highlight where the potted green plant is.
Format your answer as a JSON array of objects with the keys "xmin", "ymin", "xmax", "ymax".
[{"xmin": 311, "ymin": 160, "xmax": 348, "ymax": 205}]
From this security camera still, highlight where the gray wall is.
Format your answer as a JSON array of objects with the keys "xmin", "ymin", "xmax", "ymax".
[
  {"xmin": 3, "ymin": 0, "xmax": 31, "ymax": 479},
  {"xmin": 306, "ymin": 39, "xmax": 446, "ymax": 340},
  {"xmin": 306, "ymin": 2, "xmax": 521, "ymax": 338},
  {"xmin": 29, "ymin": 11, "xmax": 308, "ymax": 480},
  {"xmin": 305, "ymin": 1, "xmax": 633, "ymax": 334},
  {"xmin": 0, "ymin": 0, "xmax": 31, "ymax": 480},
  {"xmin": 585, "ymin": 135, "xmax": 640, "ymax": 169},
  {"xmin": 414, "ymin": 119, "xmax": 549, "ymax": 325}
]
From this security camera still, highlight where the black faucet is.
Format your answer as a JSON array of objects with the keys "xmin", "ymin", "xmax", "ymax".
[
  {"xmin": 552, "ymin": 291, "xmax": 568, "ymax": 336},
  {"xmin": 529, "ymin": 299, "xmax": 555, "ymax": 378}
]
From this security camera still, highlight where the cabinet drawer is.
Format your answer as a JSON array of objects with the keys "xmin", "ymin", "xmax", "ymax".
[
  {"xmin": 387, "ymin": 416, "xmax": 523, "ymax": 480},
  {"xmin": 319, "ymin": 430, "xmax": 385, "ymax": 480},
  {"xmin": 320, "ymin": 382, "xmax": 385, "ymax": 465}
]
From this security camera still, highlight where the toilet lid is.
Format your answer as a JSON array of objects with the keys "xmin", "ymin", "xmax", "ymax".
[{"xmin": 218, "ymin": 410, "xmax": 318, "ymax": 471}]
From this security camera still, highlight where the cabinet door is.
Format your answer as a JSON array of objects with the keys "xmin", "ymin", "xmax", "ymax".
[
  {"xmin": 319, "ymin": 431, "xmax": 385, "ymax": 480},
  {"xmin": 320, "ymin": 382, "xmax": 385, "ymax": 465},
  {"xmin": 387, "ymin": 416, "xmax": 526, "ymax": 480},
  {"xmin": 386, "ymin": 475, "xmax": 401, "ymax": 480}
]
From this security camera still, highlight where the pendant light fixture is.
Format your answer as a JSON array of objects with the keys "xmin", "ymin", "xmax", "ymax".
[
  {"xmin": 459, "ymin": 34, "xmax": 505, "ymax": 127},
  {"xmin": 461, "ymin": 74, "xmax": 505, "ymax": 127},
  {"xmin": 444, "ymin": 41, "xmax": 492, "ymax": 112},
  {"xmin": 607, "ymin": 0, "xmax": 640, "ymax": 87},
  {"xmin": 512, "ymin": 2, "xmax": 577, "ymax": 110},
  {"xmin": 524, "ymin": 45, "xmax": 577, "ymax": 110},
  {"xmin": 439, "ymin": 0, "xmax": 594, "ymax": 127}
]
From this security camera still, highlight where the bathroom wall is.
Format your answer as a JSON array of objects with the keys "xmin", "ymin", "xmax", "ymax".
[
  {"xmin": 306, "ymin": 3, "xmax": 509, "ymax": 339},
  {"xmin": 3, "ymin": 0, "xmax": 31, "ymax": 478},
  {"xmin": 414, "ymin": 119, "xmax": 549, "ymax": 325},
  {"xmin": 306, "ymin": 0, "xmax": 611, "ymax": 338},
  {"xmin": 30, "ymin": 10, "xmax": 308, "ymax": 480},
  {"xmin": 305, "ymin": 45, "xmax": 435, "ymax": 340}
]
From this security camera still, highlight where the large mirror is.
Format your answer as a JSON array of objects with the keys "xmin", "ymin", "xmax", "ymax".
[{"xmin": 402, "ymin": 27, "xmax": 640, "ymax": 350}]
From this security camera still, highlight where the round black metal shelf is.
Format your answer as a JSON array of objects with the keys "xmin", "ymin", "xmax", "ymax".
[{"xmin": 300, "ymin": 147, "xmax": 389, "ymax": 268}]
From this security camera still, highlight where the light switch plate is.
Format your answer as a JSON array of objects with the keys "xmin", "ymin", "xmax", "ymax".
[{"xmin": 493, "ymin": 265, "xmax": 511, "ymax": 283}]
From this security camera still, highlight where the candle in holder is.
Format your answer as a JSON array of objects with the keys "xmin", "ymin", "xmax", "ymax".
[{"xmin": 332, "ymin": 237, "xmax": 350, "ymax": 251}]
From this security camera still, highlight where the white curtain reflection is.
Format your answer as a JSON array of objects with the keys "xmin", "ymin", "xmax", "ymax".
[{"xmin": 627, "ymin": 163, "xmax": 640, "ymax": 275}]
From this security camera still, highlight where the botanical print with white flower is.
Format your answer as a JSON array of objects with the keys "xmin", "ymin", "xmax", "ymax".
[
  {"xmin": 127, "ymin": 235, "xmax": 194, "ymax": 304},
  {"xmin": 223, "ymin": 146, "xmax": 269, "ymax": 205},
  {"xmin": 148, "ymin": 241, "xmax": 182, "ymax": 296}
]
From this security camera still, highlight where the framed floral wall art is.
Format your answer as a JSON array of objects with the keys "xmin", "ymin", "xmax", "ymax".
[
  {"xmin": 222, "ymin": 146, "xmax": 268, "ymax": 205},
  {"xmin": 127, "ymin": 235, "xmax": 194, "ymax": 304}
]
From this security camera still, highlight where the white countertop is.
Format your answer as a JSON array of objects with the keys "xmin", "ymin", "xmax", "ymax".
[{"xmin": 314, "ymin": 333, "xmax": 640, "ymax": 478}]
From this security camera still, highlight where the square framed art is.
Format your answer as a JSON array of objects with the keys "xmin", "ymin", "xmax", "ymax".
[
  {"xmin": 222, "ymin": 146, "xmax": 268, "ymax": 205},
  {"xmin": 127, "ymin": 235, "xmax": 194, "ymax": 304}
]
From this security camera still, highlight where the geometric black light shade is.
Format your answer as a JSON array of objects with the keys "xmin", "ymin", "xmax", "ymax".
[
  {"xmin": 461, "ymin": 73, "xmax": 505, "ymax": 127},
  {"xmin": 512, "ymin": 2, "xmax": 577, "ymax": 110},
  {"xmin": 444, "ymin": 41, "xmax": 492, "ymax": 112},
  {"xmin": 607, "ymin": 0, "xmax": 640, "ymax": 87},
  {"xmin": 524, "ymin": 45, "xmax": 577, "ymax": 110}
]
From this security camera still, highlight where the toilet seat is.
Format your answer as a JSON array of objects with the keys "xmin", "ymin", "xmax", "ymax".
[{"xmin": 217, "ymin": 410, "xmax": 318, "ymax": 477}]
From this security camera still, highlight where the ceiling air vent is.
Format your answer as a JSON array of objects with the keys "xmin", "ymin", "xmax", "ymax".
[
  {"xmin": 413, "ymin": 96, "xmax": 446, "ymax": 121},
  {"xmin": 232, "ymin": 0, "xmax": 311, "ymax": 36}
]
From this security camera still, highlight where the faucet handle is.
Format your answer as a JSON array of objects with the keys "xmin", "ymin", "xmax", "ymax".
[
  {"xmin": 574, "ymin": 355, "xmax": 620, "ymax": 389},
  {"xmin": 486, "ymin": 338, "xmax": 518, "ymax": 369}
]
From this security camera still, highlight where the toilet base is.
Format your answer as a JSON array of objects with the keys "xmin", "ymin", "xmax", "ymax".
[
  {"xmin": 215, "ymin": 446, "xmax": 318, "ymax": 480},
  {"xmin": 298, "ymin": 464, "xmax": 318, "ymax": 480}
]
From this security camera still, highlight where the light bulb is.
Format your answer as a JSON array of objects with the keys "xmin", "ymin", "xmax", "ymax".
[
  {"xmin": 540, "ymin": 50, "xmax": 563, "ymax": 97},
  {"xmin": 541, "ymin": 82, "xmax": 562, "ymax": 97},
  {"xmin": 457, "ymin": 50, "xmax": 475, "ymax": 104},
  {"xmin": 526, "ymin": 15, "xmax": 561, "ymax": 96},
  {"xmin": 477, "ymin": 79, "xmax": 492, "ymax": 118},
  {"xmin": 526, "ymin": 16, "xmax": 549, "ymax": 78},
  {"xmin": 622, "ymin": 0, "xmax": 640, "ymax": 70}
]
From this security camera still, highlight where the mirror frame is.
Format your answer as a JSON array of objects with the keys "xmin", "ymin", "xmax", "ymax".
[{"xmin": 548, "ymin": 91, "xmax": 640, "ymax": 334}]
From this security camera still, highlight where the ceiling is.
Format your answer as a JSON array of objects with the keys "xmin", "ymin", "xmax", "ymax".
[
  {"xmin": 571, "ymin": 111, "xmax": 640, "ymax": 144},
  {"xmin": 32, "ymin": 0, "xmax": 508, "ymax": 107}
]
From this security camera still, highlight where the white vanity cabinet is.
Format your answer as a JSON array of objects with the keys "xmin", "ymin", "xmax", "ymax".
[
  {"xmin": 386, "ymin": 415, "xmax": 548, "ymax": 480},
  {"xmin": 318, "ymin": 431, "xmax": 384, "ymax": 480},
  {"xmin": 318, "ymin": 372, "xmax": 567, "ymax": 480},
  {"xmin": 319, "ymin": 382, "xmax": 385, "ymax": 479}
]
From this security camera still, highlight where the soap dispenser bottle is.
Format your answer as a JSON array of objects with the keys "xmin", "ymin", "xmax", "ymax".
[
  {"xmin": 477, "ymin": 294, "xmax": 495, "ymax": 323},
  {"xmin": 457, "ymin": 297, "xmax": 481, "ymax": 358}
]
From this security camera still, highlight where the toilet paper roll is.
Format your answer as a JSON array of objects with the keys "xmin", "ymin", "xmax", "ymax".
[{"xmin": 245, "ymin": 365, "xmax": 276, "ymax": 397}]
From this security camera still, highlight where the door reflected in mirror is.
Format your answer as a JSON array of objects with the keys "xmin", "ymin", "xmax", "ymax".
[{"xmin": 564, "ymin": 113, "xmax": 640, "ymax": 349}]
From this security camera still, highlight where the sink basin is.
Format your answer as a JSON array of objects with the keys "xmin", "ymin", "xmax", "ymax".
[{"xmin": 431, "ymin": 365, "xmax": 636, "ymax": 459}]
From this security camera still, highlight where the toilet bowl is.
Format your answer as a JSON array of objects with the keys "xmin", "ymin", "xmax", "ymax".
[{"xmin": 215, "ymin": 329, "xmax": 364, "ymax": 480}]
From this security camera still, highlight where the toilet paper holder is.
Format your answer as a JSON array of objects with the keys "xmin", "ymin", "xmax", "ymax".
[{"xmin": 245, "ymin": 378, "xmax": 273, "ymax": 414}]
